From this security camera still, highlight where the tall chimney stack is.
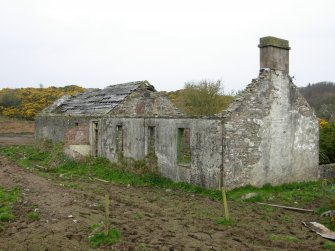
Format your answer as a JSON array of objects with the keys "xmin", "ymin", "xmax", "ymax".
[{"xmin": 258, "ymin": 36, "xmax": 290, "ymax": 73}]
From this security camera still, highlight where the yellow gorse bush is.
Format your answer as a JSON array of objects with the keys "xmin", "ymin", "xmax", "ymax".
[
  {"xmin": 320, "ymin": 118, "xmax": 328, "ymax": 128},
  {"xmin": 0, "ymin": 85, "xmax": 85, "ymax": 120}
]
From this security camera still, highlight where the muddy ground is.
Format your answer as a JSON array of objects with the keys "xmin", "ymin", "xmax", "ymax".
[
  {"xmin": 0, "ymin": 117, "xmax": 34, "ymax": 146},
  {"xmin": 0, "ymin": 118, "xmax": 330, "ymax": 250}
]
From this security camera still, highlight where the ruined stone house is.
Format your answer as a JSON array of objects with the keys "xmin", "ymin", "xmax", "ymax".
[{"xmin": 35, "ymin": 36, "xmax": 319, "ymax": 190}]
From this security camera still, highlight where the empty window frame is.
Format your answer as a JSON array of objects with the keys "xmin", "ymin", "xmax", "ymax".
[
  {"xmin": 147, "ymin": 126, "xmax": 155, "ymax": 154},
  {"xmin": 116, "ymin": 125, "xmax": 124, "ymax": 153},
  {"xmin": 92, "ymin": 122, "xmax": 99, "ymax": 157},
  {"xmin": 177, "ymin": 128, "xmax": 191, "ymax": 164}
]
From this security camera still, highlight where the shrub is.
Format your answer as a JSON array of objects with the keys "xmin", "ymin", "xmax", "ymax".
[
  {"xmin": 88, "ymin": 228, "xmax": 121, "ymax": 248},
  {"xmin": 0, "ymin": 90, "xmax": 21, "ymax": 107},
  {"xmin": 0, "ymin": 86, "xmax": 85, "ymax": 120},
  {"xmin": 320, "ymin": 121, "xmax": 335, "ymax": 164},
  {"xmin": 168, "ymin": 80, "xmax": 234, "ymax": 116}
]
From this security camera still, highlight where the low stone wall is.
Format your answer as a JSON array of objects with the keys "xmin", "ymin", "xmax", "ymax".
[{"xmin": 319, "ymin": 163, "xmax": 335, "ymax": 179}]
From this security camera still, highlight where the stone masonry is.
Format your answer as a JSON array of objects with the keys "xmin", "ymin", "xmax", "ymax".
[{"xmin": 222, "ymin": 68, "xmax": 319, "ymax": 188}]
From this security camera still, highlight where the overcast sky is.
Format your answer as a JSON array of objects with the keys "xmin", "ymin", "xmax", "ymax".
[{"xmin": 0, "ymin": 0, "xmax": 334, "ymax": 92}]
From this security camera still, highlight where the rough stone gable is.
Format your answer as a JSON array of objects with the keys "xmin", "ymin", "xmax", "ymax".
[{"xmin": 221, "ymin": 68, "xmax": 319, "ymax": 189}]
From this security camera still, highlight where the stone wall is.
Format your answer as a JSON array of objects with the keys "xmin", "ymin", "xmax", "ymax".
[
  {"xmin": 64, "ymin": 122, "xmax": 90, "ymax": 145},
  {"xmin": 64, "ymin": 122, "xmax": 91, "ymax": 159},
  {"xmin": 221, "ymin": 69, "xmax": 319, "ymax": 189},
  {"xmin": 101, "ymin": 118, "xmax": 145, "ymax": 161},
  {"xmin": 35, "ymin": 70, "xmax": 320, "ymax": 190},
  {"xmin": 110, "ymin": 87, "xmax": 183, "ymax": 117},
  {"xmin": 319, "ymin": 164, "xmax": 335, "ymax": 179},
  {"xmin": 100, "ymin": 117, "xmax": 223, "ymax": 189},
  {"xmin": 35, "ymin": 36, "xmax": 320, "ymax": 190},
  {"xmin": 35, "ymin": 115, "xmax": 92, "ymax": 142}
]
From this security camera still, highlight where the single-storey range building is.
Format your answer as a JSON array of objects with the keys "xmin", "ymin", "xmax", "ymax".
[{"xmin": 35, "ymin": 36, "xmax": 319, "ymax": 190}]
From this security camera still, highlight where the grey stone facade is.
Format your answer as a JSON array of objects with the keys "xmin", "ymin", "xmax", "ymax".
[
  {"xmin": 221, "ymin": 69, "xmax": 319, "ymax": 188},
  {"xmin": 98, "ymin": 117, "xmax": 223, "ymax": 188},
  {"xmin": 35, "ymin": 36, "xmax": 320, "ymax": 190}
]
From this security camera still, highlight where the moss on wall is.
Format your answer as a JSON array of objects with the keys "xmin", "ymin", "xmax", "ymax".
[{"xmin": 259, "ymin": 36, "xmax": 290, "ymax": 49}]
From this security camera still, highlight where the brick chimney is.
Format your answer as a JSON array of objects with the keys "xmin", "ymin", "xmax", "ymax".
[{"xmin": 258, "ymin": 36, "xmax": 290, "ymax": 73}]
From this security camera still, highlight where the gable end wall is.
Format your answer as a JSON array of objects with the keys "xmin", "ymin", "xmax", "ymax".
[{"xmin": 223, "ymin": 69, "xmax": 319, "ymax": 189}]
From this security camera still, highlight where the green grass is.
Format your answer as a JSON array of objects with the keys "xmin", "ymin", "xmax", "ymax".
[
  {"xmin": 138, "ymin": 243, "xmax": 148, "ymax": 250},
  {"xmin": 0, "ymin": 141, "xmax": 334, "ymax": 211},
  {"xmin": 269, "ymin": 234, "xmax": 300, "ymax": 243},
  {"xmin": 228, "ymin": 181, "xmax": 334, "ymax": 207},
  {"xmin": 282, "ymin": 214, "xmax": 293, "ymax": 223},
  {"xmin": 88, "ymin": 228, "xmax": 121, "ymax": 248},
  {"xmin": 133, "ymin": 212, "xmax": 143, "ymax": 220},
  {"xmin": 323, "ymin": 241, "xmax": 335, "ymax": 250},
  {"xmin": 214, "ymin": 217, "xmax": 234, "ymax": 226},
  {"xmin": 0, "ymin": 186, "xmax": 21, "ymax": 231},
  {"xmin": 0, "ymin": 143, "xmax": 222, "ymax": 200},
  {"xmin": 65, "ymin": 182, "xmax": 78, "ymax": 189},
  {"xmin": 27, "ymin": 211, "xmax": 40, "ymax": 222},
  {"xmin": 261, "ymin": 205, "xmax": 275, "ymax": 213}
]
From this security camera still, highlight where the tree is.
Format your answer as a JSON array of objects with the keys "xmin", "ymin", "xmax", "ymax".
[
  {"xmin": 320, "ymin": 121, "xmax": 335, "ymax": 164},
  {"xmin": 168, "ymin": 80, "xmax": 234, "ymax": 116},
  {"xmin": 299, "ymin": 82, "xmax": 335, "ymax": 121}
]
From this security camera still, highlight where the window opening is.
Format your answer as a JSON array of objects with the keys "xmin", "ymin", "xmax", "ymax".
[
  {"xmin": 92, "ymin": 122, "xmax": 99, "ymax": 157},
  {"xmin": 116, "ymin": 125, "xmax": 124, "ymax": 153},
  {"xmin": 177, "ymin": 128, "xmax": 191, "ymax": 164},
  {"xmin": 147, "ymin": 126, "xmax": 155, "ymax": 154}
]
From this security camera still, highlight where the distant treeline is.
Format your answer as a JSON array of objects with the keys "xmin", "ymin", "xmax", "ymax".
[
  {"xmin": 299, "ymin": 81, "xmax": 335, "ymax": 164},
  {"xmin": 320, "ymin": 120, "xmax": 335, "ymax": 164},
  {"xmin": 299, "ymin": 81, "xmax": 335, "ymax": 121},
  {"xmin": 1, "ymin": 81, "xmax": 334, "ymax": 121},
  {"xmin": 0, "ymin": 85, "xmax": 85, "ymax": 120}
]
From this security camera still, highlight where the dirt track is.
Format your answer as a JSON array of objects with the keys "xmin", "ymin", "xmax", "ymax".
[
  {"xmin": 0, "ymin": 117, "xmax": 34, "ymax": 146},
  {"xmin": 0, "ymin": 153, "xmax": 328, "ymax": 250},
  {"xmin": 0, "ymin": 134, "xmax": 34, "ymax": 146}
]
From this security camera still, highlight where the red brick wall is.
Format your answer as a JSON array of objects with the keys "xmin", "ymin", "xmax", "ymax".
[{"xmin": 64, "ymin": 122, "xmax": 89, "ymax": 146}]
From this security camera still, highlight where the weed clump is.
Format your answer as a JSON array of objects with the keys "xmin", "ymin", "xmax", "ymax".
[
  {"xmin": 214, "ymin": 217, "xmax": 234, "ymax": 226},
  {"xmin": 269, "ymin": 234, "xmax": 300, "ymax": 243},
  {"xmin": 323, "ymin": 241, "xmax": 335, "ymax": 250},
  {"xmin": 27, "ymin": 210, "xmax": 40, "ymax": 222},
  {"xmin": 88, "ymin": 223, "xmax": 121, "ymax": 248},
  {"xmin": 0, "ymin": 186, "xmax": 21, "ymax": 231}
]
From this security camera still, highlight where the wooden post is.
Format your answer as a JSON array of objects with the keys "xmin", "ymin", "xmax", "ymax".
[
  {"xmin": 322, "ymin": 179, "xmax": 328, "ymax": 198},
  {"xmin": 222, "ymin": 187, "xmax": 230, "ymax": 220},
  {"xmin": 104, "ymin": 193, "xmax": 110, "ymax": 235},
  {"xmin": 220, "ymin": 169, "xmax": 230, "ymax": 220},
  {"xmin": 218, "ymin": 174, "xmax": 221, "ymax": 191}
]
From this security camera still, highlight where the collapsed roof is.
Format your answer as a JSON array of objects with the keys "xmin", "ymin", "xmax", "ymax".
[{"xmin": 44, "ymin": 81, "xmax": 156, "ymax": 115}]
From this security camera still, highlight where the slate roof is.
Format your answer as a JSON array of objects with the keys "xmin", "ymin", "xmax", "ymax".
[{"xmin": 51, "ymin": 81, "xmax": 155, "ymax": 115}]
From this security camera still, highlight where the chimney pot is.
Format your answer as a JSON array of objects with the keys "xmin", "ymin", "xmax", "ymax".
[{"xmin": 259, "ymin": 36, "xmax": 290, "ymax": 73}]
